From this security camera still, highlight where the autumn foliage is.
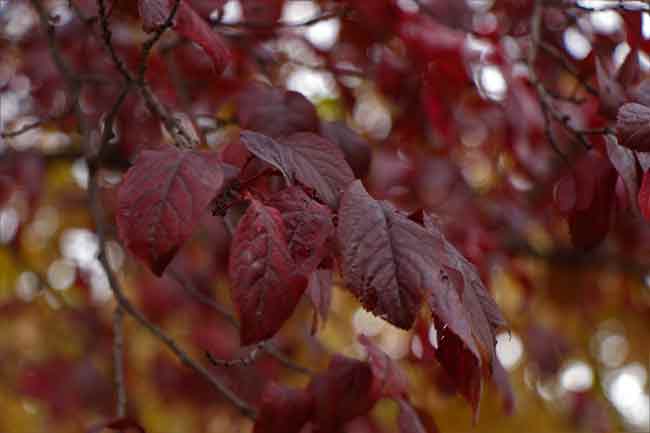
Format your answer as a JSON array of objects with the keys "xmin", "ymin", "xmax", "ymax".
[{"xmin": 2, "ymin": 1, "xmax": 650, "ymax": 433}]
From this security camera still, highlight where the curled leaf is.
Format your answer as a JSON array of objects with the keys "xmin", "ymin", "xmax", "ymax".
[{"xmin": 241, "ymin": 131, "xmax": 355, "ymax": 208}]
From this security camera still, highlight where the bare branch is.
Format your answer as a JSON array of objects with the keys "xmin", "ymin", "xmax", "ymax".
[{"xmin": 112, "ymin": 306, "xmax": 127, "ymax": 418}]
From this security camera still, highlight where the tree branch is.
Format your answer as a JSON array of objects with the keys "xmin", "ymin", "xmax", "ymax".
[
  {"xmin": 31, "ymin": 0, "xmax": 257, "ymax": 420},
  {"xmin": 167, "ymin": 269, "xmax": 313, "ymax": 376},
  {"xmin": 112, "ymin": 306, "xmax": 127, "ymax": 418}
]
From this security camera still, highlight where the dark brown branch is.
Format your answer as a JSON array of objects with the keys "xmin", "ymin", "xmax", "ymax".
[
  {"xmin": 528, "ymin": 0, "xmax": 598, "ymax": 160},
  {"xmin": 31, "ymin": 0, "xmax": 256, "ymax": 420},
  {"xmin": 95, "ymin": 0, "xmax": 196, "ymax": 149},
  {"xmin": 112, "ymin": 306, "xmax": 127, "ymax": 418}
]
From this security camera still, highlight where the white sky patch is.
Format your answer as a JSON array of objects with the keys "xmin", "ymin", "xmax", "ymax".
[
  {"xmin": 282, "ymin": 1, "xmax": 319, "ymax": 25},
  {"xmin": 286, "ymin": 67, "xmax": 337, "ymax": 100},
  {"xmin": 477, "ymin": 65, "xmax": 507, "ymax": 101},
  {"xmin": 47, "ymin": 258, "xmax": 76, "ymax": 291},
  {"xmin": 603, "ymin": 363, "xmax": 650, "ymax": 431},
  {"xmin": 590, "ymin": 10, "xmax": 622, "ymax": 34},
  {"xmin": 644, "ymin": 12, "xmax": 650, "ymax": 38},
  {"xmin": 564, "ymin": 27, "xmax": 592, "ymax": 60},
  {"xmin": 219, "ymin": 0, "xmax": 242, "ymax": 24},
  {"xmin": 306, "ymin": 18, "xmax": 340, "ymax": 50},
  {"xmin": 0, "ymin": 207, "xmax": 19, "ymax": 244},
  {"xmin": 496, "ymin": 332, "xmax": 524, "ymax": 370},
  {"xmin": 613, "ymin": 42, "xmax": 631, "ymax": 69},
  {"xmin": 71, "ymin": 158, "xmax": 89, "ymax": 190},
  {"xmin": 3, "ymin": 2, "xmax": 37, "ymax": 40},
  {"xmin": 397, "ymin": 0, "xmax": 419, "ymax": 13},
  {"xmin": 560, "ymin": 360, "xmax": 594, "ymax": 392},
  {"xmin": 352, "ymin": 308, "xmax": 385, "ymax": 337},
  {"xmin": 578, "ymin": 0, "xmax": 648, "ymax": 11}
]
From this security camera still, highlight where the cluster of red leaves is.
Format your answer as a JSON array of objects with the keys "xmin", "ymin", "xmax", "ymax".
[
  {"xmin": 116, "ymin": 76, "xmax": 507, "ymax": 427},
  {"xmin": 14, "ymin": 0, "xmax": 650, "ymax": 431},
  {"xmin": 254, "ymin": 337, "xmax": 431, "ymax": 433}
]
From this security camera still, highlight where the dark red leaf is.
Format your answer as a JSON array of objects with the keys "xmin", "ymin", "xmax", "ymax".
[
  {"xmin": 253, "ymin": 382, "xmax": 313, "ymax": 433},
  {"xmin": 241, "ymin": 131, "xmax": 355, "ymax": 208},
  {"xmin": 420, "ymin": 213, "xmax": 506, "ymax": 417},
  {"xmin": 567, "ymin": 151, "xmax": 617, "ymax": 249},
  {"xmin": 266, "ymin": 186, "xmax": 334, "ymax": 274},
  {"xmin": 617, "ymin": 102, "xmax": 650, "ymax": 151},
  {"xmin": 228, "ymin": 199, "xmax": 308, "ymax": 344},
  {"xmin": 605, "ymin": 135, "xmax": 639, "ymax": 215},
  {"xmin": 359, "ymin": 335, "xmax": 409, "ymax": 399},
  {"xmin": 309, "ymin": 355, "xmax": 376, "ymax": 432},
  {"xmin": 117, "ymin": 146, "xmax": 229, "ymax": 275},
  {"xmin": 336, "ymin": 180, "xmax": 426, "ymax": 329},
  {"xmin": 242, "ymin": 0, "xmax": 284, "ymax": 25},
  {"xmin": 553, "ymin": 175, "xmax": 576, "ymax": 214},
  {"xmin": 138, "ymin": 0, "xmax": 231, "ymax": 73},
  {"xmin": 320, "ymin": 121, "xmax": 372, "ymax": 178},
  {"xmin": 237, "ymin": 82, "xmax": 319, "ymax": 138},
  {"xmin": 638, "ymin": 170, "xmax": 650, "ymax": 220}
]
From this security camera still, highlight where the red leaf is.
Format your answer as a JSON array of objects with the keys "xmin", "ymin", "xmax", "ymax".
[
  {"xmin": 138, "ymin": 0, "xmax": 231, "ymax": 73},
  {"xmin": 638, "ymin": 170, "xmax": 650, "ymax": 220},
  {"xmin": 237, "ymin": 82, "xmax": 319, "ymax": 138},
  {"xmin": 308, "ymin": 355, "xmax": 376, "ymax": 432},
  {"xmin": 241, "ymin": 131, "xmax": 355, "ymax": 209},
  {"xmin": 336, "ymin": 180, "xmax": 426, "ymax": 329},
  {"xmin": 421, "ymin": 213, "xmax": 506, "ymax": 418},
  {"xmin": 89, "ymin": 417, "xmax": 146, "ymax": 433},
  {"xmin": 320, "ymin": 121, "xmax": 372, "ymax": 179},
  {"xmin": 553, "ymin": 175, "xmax": 577, "ymax": 214},
  {"xmin": 242, "ymin": 0, "xmax": 284, "ymax": 25},
  {"xmin": 228, "ymin": 199, "xmax": 308, "ymax": 344},
  {"xmin": 605, "ymin": 135, "xmax": 639, "ymax": 215},
  {"xmin": 266, "ymin": 186, "xmax": 334, "ymax": 275},
  {"xmin": 359, "ymin": 335, "xmax": 409, "ymax": 399},
  {"xmin": 567, "ymin": 151, "xmax": 617, "ymax": 249},
  {"xmin": 397, "ymin": 399, "xmax": 437, "ymax": 433},
  {"xmin": 616, "ymin": 102, "xmax": 650, "ymax": 151},
  {"xmin": 117, "ymin": 146, "xmax": 229, "ymax": 275},
  {"xmin": 253, "ymin": 382, "xmax": 313, "ymax": 433}
]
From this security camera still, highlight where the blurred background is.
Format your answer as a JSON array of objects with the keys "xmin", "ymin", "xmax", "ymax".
[{"xmin": 1, "ymin": 0, "xmax": 650, "ymax": 432}]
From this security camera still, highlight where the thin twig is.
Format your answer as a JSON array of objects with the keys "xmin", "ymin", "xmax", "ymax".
[
  {"xmin": 95, "ymin": 0, "xmax": 195, "ymax": 149},
  {"xmin": 112, "ymin": 306, "xmax": 127, "ymax": 417}
]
